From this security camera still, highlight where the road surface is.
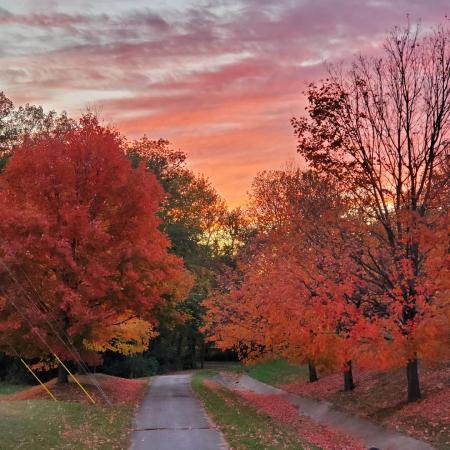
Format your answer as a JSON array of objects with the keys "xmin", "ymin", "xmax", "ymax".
[
  {"xmin": 130, "ymin": 374, "xmax": 227, "ymax": 450},
  {"xmin": 217, "ymin": 372, "xmax": 434, "ymax": 450}
]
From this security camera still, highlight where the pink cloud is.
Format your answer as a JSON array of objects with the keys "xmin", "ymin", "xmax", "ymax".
[{"xmin": 0, "ymin": 1, "xmax": 448, "ymax": 204}]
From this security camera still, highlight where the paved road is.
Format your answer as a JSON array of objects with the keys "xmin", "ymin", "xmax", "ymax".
[
  {"xmin": 130, "ymin": 374, "xmax": 227, "ymax": 450},
  {"xmin": 217, "ymin": 373, "xmax": 434, "ymax": 450}
]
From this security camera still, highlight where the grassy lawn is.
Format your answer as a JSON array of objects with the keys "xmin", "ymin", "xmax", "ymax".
[
  {"xmin": 0, "ymin": 376, "xmax": 148, "ymax": 450},
  {"xmin": 0, "ymin": 383, "xmax": 28, "ymax": 395},
  {"xmin": 246, "ymin": 359, "xmax": 308, "ymax": 386},
  {"xmin": 0, "ymin": 399, "xmax": 136, "ymax": 450},
  {"xmin": 192, "ymin": 371, "xmax": 318, "ymax": 450},
  {"xmin": 203, "ymin": 361, "xmax": 244, "ymax": 372}
]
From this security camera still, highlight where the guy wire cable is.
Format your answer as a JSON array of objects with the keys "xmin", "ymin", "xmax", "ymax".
[
  {"xmin": 0, "ymin": 286, "xmax": 97, "ymax": 404},
  {"xmin": 17, "ymin": 266, "xmax": 111, "ymax": 404},
  {"xmin": 5, "ymin": 342, "xmax": 57, "ymax": 401},
  {"xmin": 0, "ymin": 262, "xmax": 111, "ymax": 405}
]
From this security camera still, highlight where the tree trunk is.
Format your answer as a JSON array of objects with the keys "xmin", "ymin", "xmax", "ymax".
[
  {"xmin": 190, "ymin": 336, "xmax": 197, "ymax": 369},
  {"xmin": 406, "ymin": 358, "xmax": 421, "ymax": 402},
  {"xmin": 57, "ymin": 364, "xmax": 68, "ymax": 384},
  {"xmin": 200, "ymin": 340, "xmax": 205, "ymax": 369},
  {"xmin": 176, "ymin": 332, "xmax": 184, "ymax": 371},
  {"xmin": 308, "ymin": 361, "xmax": 318, "ymax": 382},
  {"xmin": 343, "ymin": 360, "xmax": 355, "ymax": 391}
]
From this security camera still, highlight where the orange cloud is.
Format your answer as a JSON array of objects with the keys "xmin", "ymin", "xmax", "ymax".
[{"xmin": 0, "ymin": 1, "xmax": 448, "ymax": 204}]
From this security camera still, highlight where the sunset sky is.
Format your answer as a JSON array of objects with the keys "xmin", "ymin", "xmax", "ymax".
[{"xmin": 0, "ymin": 1, "xmax": 448, "ymax": 205}]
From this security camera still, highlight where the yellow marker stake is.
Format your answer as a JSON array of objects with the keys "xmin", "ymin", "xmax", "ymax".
[
  {"xmin": 53, "ymin": 354, "xmax": 96, "ymax": 404},
  {"xmin": 20, "ymin": 358, "xmax": 57, "ymax": 401}
]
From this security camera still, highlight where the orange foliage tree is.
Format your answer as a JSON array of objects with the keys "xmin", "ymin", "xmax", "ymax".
[
  {"xmin": 292, "ymin": 24, "xmax": 450, "ymax": 401},
  {"xmin": 204, "ymin": 170, "xmax": 363, "ymax": 387}
]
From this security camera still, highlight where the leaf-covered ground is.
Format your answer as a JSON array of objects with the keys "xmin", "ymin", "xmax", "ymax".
[
  {"xmin": 0, "ymin": 374, "xmax": 148, "ymax": 449},
  {"xmin": 238, "ymin": 391, "xmax": 365, "ymax": 450},
  {"xmin": 281, "ymin": 362, "xmax": 450, "ymax": 449},
  {"xmin": 3, "ymin": 373, "xmax": 146, "ymax": 404},
  {"xmin": 192, "ymin": 371, "xmax": 319, "ymax": 450}
]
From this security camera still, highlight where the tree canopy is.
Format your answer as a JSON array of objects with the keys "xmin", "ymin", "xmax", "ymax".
[{"xmin": 0, "ymin": 115, "xmax": 191, "ymax": 368}]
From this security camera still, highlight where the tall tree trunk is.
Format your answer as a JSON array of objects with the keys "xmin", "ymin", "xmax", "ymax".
[
  {"xmin": 343, "ymin": 360, "xmax": 355, "ymax": 391},
  {"xmin": 176, "ymin": 332, "xmax": 184, "ymax": 371},
  {"xmin": 308, "ymin": 361, "xmax": 318, "ymax": 382},
  {"xmin": 406, "ymin": 358, "xmax": 421, "ymax": 402},
  {"xmin": 57, "ymin": 364, "xmax": 68, "ymax": 384},
  {"xmin": 190, "ymin": 336, "xmax": 197, "ymax": 369},
  {"xmin": 200, "ymin": 340, "xmax": 205, "ymax": 369}
]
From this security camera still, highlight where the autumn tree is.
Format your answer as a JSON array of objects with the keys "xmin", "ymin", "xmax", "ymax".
[
  {"xmin": 0, "ymin": 116, "xmax": 190, "ymax": 382},
  {"xmin": 125, "ymin": 137, "xmax": 234, "ymax": 370},
  {"xmin": 204, "ymin": 169, "xmax": 362, "ymax": 386},
  {"xmin": 0, "ymin": 91, "xmax": 74, "ymax": 171},
  {"xmin": 292, "ymin": 23, "xmax": 450, "ymax": 401}
]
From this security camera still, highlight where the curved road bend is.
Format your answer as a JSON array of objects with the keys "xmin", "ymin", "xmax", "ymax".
[
  {"xmin": 130, "ymin": 374, "xmax": 227, "ymax": 450},
  {"xmin": 217, "ymin": 373, "xmax": 434, "ymax": 450}
]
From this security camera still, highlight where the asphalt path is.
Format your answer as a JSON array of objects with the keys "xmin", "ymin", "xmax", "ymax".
[
  {"xmin": 130, "ymin": 374, "xmax": 227, "ymax": 450},
  {"xmin": 217, "ymin": 372, "xmax": 434, "ymax": 450}
]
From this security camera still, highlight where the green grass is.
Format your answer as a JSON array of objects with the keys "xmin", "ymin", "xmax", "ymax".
[
  {"xmin": 0, "ymin": 399, "xmax": 137, "ymax": 449},
  {"xmin": 192, "ymin": 371, "xmax": 317, "ymax": 450},
  {"xmin": 246, "ymin": 359, "xmax": 308, "ymax": 386},
  {"xmin": 0, "ymin": 383, "xmax": 28, "ymax": 395},
  {"xmin": 203, "ymin": 361, "xmax": 244, "ymax": 372}
]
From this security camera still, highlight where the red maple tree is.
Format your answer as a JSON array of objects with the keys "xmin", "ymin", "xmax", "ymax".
[{"xmin": 0, "ymin": 115, "xmax": 191, "ymax": 381}]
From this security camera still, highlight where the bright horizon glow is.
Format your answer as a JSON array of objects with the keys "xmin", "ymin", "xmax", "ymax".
[{"xmin": 0, "ymin": 1, "xmax": 448, "ymax": 206}]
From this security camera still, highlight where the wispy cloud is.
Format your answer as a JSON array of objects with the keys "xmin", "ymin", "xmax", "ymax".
[{"xmin": 0, "ymin": 0, "xmax": 448, "ymax": 205}]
